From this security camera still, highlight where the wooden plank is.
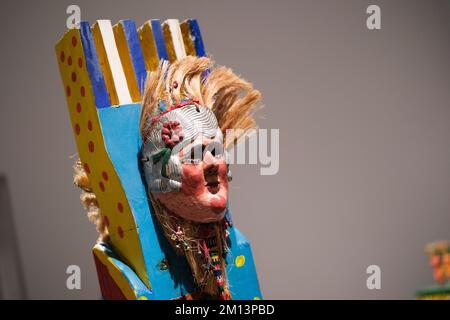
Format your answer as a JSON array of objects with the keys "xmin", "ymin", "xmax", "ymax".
[
  {"xmin": 92, "ymin": 20, "xmax": 132, "ymax": 105},
  {"xmin": 161, "ymin": 21, "xmax": 176, "ymax": 63},
  {"xmin": 113, "ymin": 20, "xmax": 143, "ymax": 101},
  {"xmin": 188, "ymin": 19, "xmax": 206, "ymax": 57},
  {"xmin": 120, "ymin": 20, "xmax": 147, "ymax": 95},
  {"xmin": 138, "ymin": 21, "xmax": 159, "ymax": 71},
  {"xmin": 150, "ymin": 19, "xmax": 169, "ymax": 60},
  {"xmin": 162, "ymin": 19, "xmax": 186, "ymax": 62},
  {"xmin": 138, "ymin": 19, "xmax": 169, "ymax": 72},
  {"xmin": 150, "ymin": 20, "xmax": 169, "ymax": 61},
  {"xmin": 180, "ymin": 20, "xmax": 196, "ymax": 56},
  {"xmin": 79, "ymin": 21, "xmax": 111, "ymax": 108}
]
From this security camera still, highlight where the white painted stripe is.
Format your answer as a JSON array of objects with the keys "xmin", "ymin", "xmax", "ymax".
[
  {"xmin": 166, "ymin": 19, "xmax": 186, "ymax": 60},
  {"xmin": 96, "ymin": 20, "xmax": 132, "ymax": 105}
]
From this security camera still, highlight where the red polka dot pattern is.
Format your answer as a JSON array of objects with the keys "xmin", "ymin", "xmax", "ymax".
[
  {"xmin": 57, "ymin": 31, "xmax": 139, "ymax": 253},
  {"xmin": 118, "ymin": 226, "xmax": 124, "ymax": 238}
]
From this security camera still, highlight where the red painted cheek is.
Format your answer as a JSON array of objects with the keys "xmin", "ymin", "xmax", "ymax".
[
  {"xmin": 218, "ymin": 162, "xmax": 227, "ymax": 173},
  {"xmin": 180, "ymin": 164, "xmax": 205, "ymax": 196},
  {"xmin": 210, "ymin": 195, "xmax": 227, "ymax": 213}
]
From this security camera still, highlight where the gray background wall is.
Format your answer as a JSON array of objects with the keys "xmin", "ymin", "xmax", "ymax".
[{"xmin": 0, "ymin": 0, "xmax": 449, "ymax": 299}]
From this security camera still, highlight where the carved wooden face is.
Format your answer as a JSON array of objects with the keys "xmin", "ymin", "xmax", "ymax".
[
  {"xmin": 155, "ymin": 135, "xmax": 229, "ymax": 223},
  {"xmin": 141, "ymin": 104, "xmax": 230, "ymax": 223}
]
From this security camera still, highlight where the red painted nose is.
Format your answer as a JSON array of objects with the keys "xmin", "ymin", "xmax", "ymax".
[{"xmin": 203, "ymin": 150, "xmax": 217, "ymax": 165}]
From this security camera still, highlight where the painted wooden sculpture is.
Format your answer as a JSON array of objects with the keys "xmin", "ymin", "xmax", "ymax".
[{"xmin": 55, "ymin": 19, "xmax": 262, "ymax": 300}]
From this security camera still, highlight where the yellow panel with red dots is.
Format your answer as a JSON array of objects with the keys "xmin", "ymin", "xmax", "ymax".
[{"xmin": 55, "ymin": 28, "xmax": 149, "ymax": 288}]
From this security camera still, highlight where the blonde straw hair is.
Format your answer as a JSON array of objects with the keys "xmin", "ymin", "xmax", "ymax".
[{"xmin": 140, "ymin": 56, "xmax": 261, "ymax": 148}]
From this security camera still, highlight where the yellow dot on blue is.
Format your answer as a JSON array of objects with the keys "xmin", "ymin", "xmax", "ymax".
[{"xmin": 236, "ymin": 255, "xmax": 245, "ymax": 267}]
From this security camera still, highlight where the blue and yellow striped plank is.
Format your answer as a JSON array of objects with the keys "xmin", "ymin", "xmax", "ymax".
[
  {"xmin": 150, "ymin": 19, "xmax": 169, "ymax": 61},
  {"xmin": 180, "ymin": 20, "xmax": 196, "ymax": 56},
  {"xmin": 92, "ymin": 20, "xmax": 132, "ymax": 105},
  {"xmin": 79, "ymin": 21, "xmax": 111, "ymax": 108},
  {"xmin": 113, "ymin": 20, "xmax": 146, "ymax": 100},
  {"xmin": 139, "ymin": 19, "xmax": 168, "ymax": 71},
  {"xmin": 162, "ymin": 19, "xmax": 187, "ymax": 63},
  {"xmin": 187, "ymin": 19, "xmax": 206, "ymax": 57}
]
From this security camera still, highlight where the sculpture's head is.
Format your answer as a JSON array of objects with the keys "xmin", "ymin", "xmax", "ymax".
[
  {"xmin": 141, "ymin": 101, "xmax": 231, "ymax": 223},
  {"xmin": 139, "ymin": 56, "xmax": 260, "ymax": 299},
  {"xmin": 140, "ymin": 56, "xmax": 261, "ymax": 225}
]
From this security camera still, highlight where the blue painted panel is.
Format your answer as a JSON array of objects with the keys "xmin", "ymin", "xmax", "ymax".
[
  {"xmin": 98, "ymin": 103, "xmax": 195, "ymax": 299},
  {"xmin": 121, "ymin": 20, "xmax": 147, "ymax": 95},
  {"xmin": 226, "ymin": 228, "xmax": 263, "ymax": 299},
  {"xmin": 188, "ymin": 19, "xmax": 206, "ymax": 57},
  {"xmin": 79, "ymin": 21, "xmax": 111, "ymax": 108},
  {"xmin": 150, "ymin": 19, "xmax": 169, "ymax": 61},
  {"xmin": 98, "ymin": 103, "xmax": 261, "ymax": 299}
]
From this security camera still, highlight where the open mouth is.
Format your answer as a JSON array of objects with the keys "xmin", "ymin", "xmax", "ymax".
[
  {"xmin": 205, "ymin": 178, "xmax": 220, "ymax": 194},
  {"xmin": 206, "ymin": 180, "xmax": 219, "ymax": 188},
  {"xmin": 204, "ymin": 166, "xmax": 220, "ymax": 193}
]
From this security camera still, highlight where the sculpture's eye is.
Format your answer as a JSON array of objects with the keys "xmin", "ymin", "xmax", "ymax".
[
  {"xmin": 190, "ymin": 145, "xmax": 205, "ymax": 160},
  {"xmin": 183, "ymin": 144, "xmax": 204, "ymax": 164}
]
